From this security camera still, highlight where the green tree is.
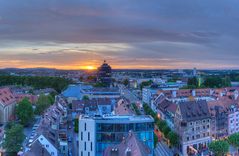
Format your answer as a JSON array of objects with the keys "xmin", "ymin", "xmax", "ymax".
[
  {"xmin": 35, "ymin": 94, "xmax": 52, "ymax": 115},
  {"xmin": 187, "ymin": 77, "xmax": 199, "ymax": 88},
  {"xmin": 162, "ymin": 125, "xmax": 171, "ymax": 137},
  {"xmin": 167, "ymin": 131, "xmax": 179, "ymax": 147},
  {"xmin": 3, "ymin": 123, "xmax": 25, "ymax": 155},
  {"xmin": 123, "ymin": 79, "xmax": 129, "ymax": 87},
  {"xmin": 228, "ymin": 133, "xmax": 239, "ymax": 151},
  {"xmin": 74, "ymin": 118, "xmax": 79, "ymax": 133},
  {"xmin": 83, "ymin": 95, "xmax": 90, "ymax": 101},
  {"xmin": 209, "ymin": 140, "xmax": 229, "ymax": 156},
  {"xmin": 16, "ymin": 98, "xmax": 34, "ymax": 126},
  {"xmin": 222, "ymin": 76, "xmax": 231, "ymax": 87},
  {"xmin": 154, "ymin": 133, "xmax": 158, "ymax": 147},
  {"xmin": 140, "ymin": 80, "xmax": 153, "ymax": 90}
]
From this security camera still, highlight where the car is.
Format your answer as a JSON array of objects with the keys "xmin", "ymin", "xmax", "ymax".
[{"xmin": 28, "ymin": 139, "xmax": 33, "ymax": 143}]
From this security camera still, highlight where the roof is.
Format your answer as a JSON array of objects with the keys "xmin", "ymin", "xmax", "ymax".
[
  {"xmin": 24, "ymin": 140, "xmax": 51, "ymax": 156},
  {"xmin": 62, "ymin": 84, "xmax": 92, "ymax": 99},
  {"xmin": 72, "ymin": 98, "xmax": 115, "ymax": 113},
  {"xmin": 104, "ymin": 132, "xmax": 151, "ymax": 156},
  {"xmin": 114, "ymin": 99, "xmax": 134, "ymax": 115},
  {"xmin": 0, "ymin": 87, "xmax": 16, "ymax": 107},
  {"xmin": 178, "ymin": 100, "xmax": 211, "ymax": 122}
]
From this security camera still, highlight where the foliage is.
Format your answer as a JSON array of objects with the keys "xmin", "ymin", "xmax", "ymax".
[
  {"xmin": 154, "ymin": 133, "xmax": 158, "ymax": 147},
  {"xmin": 140, "ymin": 80, "xmax": 153, "ymax": 90},
  {"xmin": 167, "ymin": 131, "xmax": 179, "ymax": 147},
  {"xmin": 228, "ymin": 133, "xmax": 239, "ymax": 148},
  {"xmin": 143, "ymin": 104, "xmax": 179, "ymax": 147},
  {"xmin": 209, "ymin": 140, "xmax": 229, "ymax": 156},
  {"xmin": 187, "ymin": 77, "xmax": 199, "ymax": 88},
  {"xmin": 94, "ymin": 82, "xmax": 107, "ymax": 87},
  {"xmin": 3, "ymin": 123, "xmax": 25, "ymax": 155},
  {"xmin": 35, "ymin": 94, "xmax": 53, "ymax": 115},
  {"xmin": 0, "ymin": 75, "xmax": 71, "ymax": 92},
  {"xmin": 123, "ymin": 79, "xmax": 129, "ymax": 87},
  {"xmin": 132, "ymin": 103, "xmax": 141, "ymax": 115},
  {"xmin": 162, "ymin": 125, "xmax": 171, "ymax": 137},
  {"xmin": 74, "ymin": 118, "xmax": 79, "ymax": 133},
  {"xmin": 87, "ymin": 75, "xmax": 96, "ymax": 82},
  {"xmin": 16, "ymin": 98, "xmax": 34, "ymax": 126},
  {"xmin": 203, "ymin": 76, "xmax": 231, "ymax": 88},
  {"xmin": 83, "ymin": 95, "xmax": 90, "ymax": 101}
]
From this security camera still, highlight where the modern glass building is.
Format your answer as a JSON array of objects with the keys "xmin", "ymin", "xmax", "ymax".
[{"xmin": 79, "ymin": 115, "xmax": 154, "ymax": 156}]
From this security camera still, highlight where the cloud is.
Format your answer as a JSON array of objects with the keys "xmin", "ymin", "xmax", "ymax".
[{"xmin": 0, "ymin": 0, "xmax": 239, "ymax": 69}]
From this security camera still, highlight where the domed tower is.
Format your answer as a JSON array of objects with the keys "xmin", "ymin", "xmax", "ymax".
[{"xmin": 97, "ymin": 60, "xmax": 112, "ymax": 87}]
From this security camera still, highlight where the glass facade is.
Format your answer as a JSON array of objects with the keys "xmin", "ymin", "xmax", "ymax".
[{"xmin": 95, "ymin": 122, "xmax": 154, "ymax": 156}]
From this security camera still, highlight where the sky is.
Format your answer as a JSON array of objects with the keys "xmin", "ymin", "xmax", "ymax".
[{"xmin": 0, "ymin": 0, "xmax": 239, "ymax": 70}]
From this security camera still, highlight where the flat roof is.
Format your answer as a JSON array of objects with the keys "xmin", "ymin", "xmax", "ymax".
[{"xmin": 80, "ymin": 115, "xmax": 154, "ymax": 123}]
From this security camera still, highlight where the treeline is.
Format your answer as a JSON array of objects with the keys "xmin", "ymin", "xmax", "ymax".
[
  {"xmin": 0, "ymin": 75, "xmax": 72, "ymax": 92},
  {"xmin": 185, "ymin": 76, "xmax": 231, "ymax": 89}
]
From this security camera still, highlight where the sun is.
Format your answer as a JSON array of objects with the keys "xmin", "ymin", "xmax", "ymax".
[{"xmin": 84, "ymin": 66, "xmax": 96, "ymax": 70}]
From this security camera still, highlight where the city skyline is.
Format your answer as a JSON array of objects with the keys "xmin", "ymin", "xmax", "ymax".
[{"xmin": 1, "ymin": 0, "xmax": 239, "ymax": 69}]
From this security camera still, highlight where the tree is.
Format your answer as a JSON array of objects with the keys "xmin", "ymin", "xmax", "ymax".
[
  {"xmin": 83, "ymin": 95, "xmax": 90, "ymax": 101},
  {"xmin": 228, "ymin": 133, "xmax": 239, "ymax": 151},
  {"xmin": 35, "ymin": 94, "xmax": 52, "ymax": 115},
  {"xmin": 3, "ymin": 123, "xmax": 25, "ymax": 155},
  {"xmin": 74, "ymin": 118, "xmax": 79, "ymax": 133},
  {"xmin": 187, "ymin": 77, "xmax": 199, "ymax": 88},
  {"xmin": 140, "ymin": 80, "xmax": 153, "ymax": 90},
  {"xmin": 0, "ymin": 75, "xmax": 71, "ymax": 92},
  {"xmin": 209, "ymin": 140, "xmax": 229, "ymax": 156},
  {"xmin": 167, "ymin": 131, "xmax": 179, "ymax": 147},
  {"xmin": 123, "ymin": 79, "xmax": 129, "ymax": 87},
  {"xmin": 162, "ymin": 125, "xmax": 171, "ymax": 137},
  {"xmin": 154, "ymin": 133, "xmax": 158, "ymax": 147},
  {"xmin": 16, "ymin": 98, "xmax": 34, "ymax": 126}
]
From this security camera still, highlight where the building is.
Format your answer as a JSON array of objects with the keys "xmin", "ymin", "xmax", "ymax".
[
  {"xmin": 81, "ymin": 88, "xmax": 120, "ymax": 99},
  {"xmin": 193, "ymin": 68, "xmax": 197, "ymax": 77},
  {"xmin": 142, "ymin": 87, "xmax": 158, "ymax": 105},
  {"xmin": 25, "ymin": 135, "xmax": 58, "ymax": 156},
  {"xmin": 208, "ymin": 99, "xmax": 229, "ymax": 139},
  {"xmin": 0, "ymin": 87, "xmax": 17, "ymax": 123},
  {"xmin": 174, "ymin": 100, "xmax": 212, "ymax": 156},
  {"xmin": 72, "ymin": 98, "xmax": 116, "ymax": 116},
  {"xmin": 97, "ymin": 60, "xmax": 112, "ymax": 87},
  {"xmin": 114, "ymin": 99, "xmax": 134, "ymax": 115},
  {"xmin": 103, "ymin": 131, "xmax": 151, "ymax": 156},
  {"xmin": 62, "ymin": 84, "xmax": 93, "ymax": 103},
  {"xmin": 79, "ymin": 115, "xmax": 154, "ymax": 156},
  {"xmin": 228, "ymin": 104, "xmax": 239, "ymax": 135}
]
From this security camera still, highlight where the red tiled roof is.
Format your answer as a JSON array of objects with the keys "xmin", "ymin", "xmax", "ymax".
[{"xmin": 0, "ymin": 87, "xmax": 16, "ymax": 107}]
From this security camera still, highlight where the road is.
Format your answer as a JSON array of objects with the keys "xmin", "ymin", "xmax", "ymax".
[
  {"xmin": 119, "ymin": 84, "xmax": 140, "ymax": 103},
  {"xmin": 154, "ymin": 141, "xmax": 173, "ymax": 156},
  {"xmin": 67, "ymin": 110, "xmax": 78, "ymax": 156}
]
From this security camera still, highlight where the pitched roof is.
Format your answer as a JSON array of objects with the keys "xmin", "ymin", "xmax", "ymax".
[
  {"xmin": 0, "ymin": 87, "xmax": 16, "ymax": 107},
  {"xmin": 104, "ymin": 132, "xmax": 151, "ymax": 156},
  {"xmin": 178, "ymin": 100, "xmax": 211, "ymax": 122}
]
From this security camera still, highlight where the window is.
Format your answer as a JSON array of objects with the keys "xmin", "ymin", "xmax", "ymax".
[
  {"xmin": 88, "ymin": 132, "xmax": 90, "ymax": 141},
  {"xmin": 91, "ymin": 142, "xmax": 93, "ymax": 151},
  {"xmin": 187, "ymin": 137, "xmax": 189, "ymax": 141},
  {"xmin": 85, "ymin": 123, "xmax": 87, "ymax": 131},
  {"xmin": 85, "ymin": 142, "xmax": 86, "ymax": 151},
  {"xmin": 81, "ymin": 151, "xmax": 83, "ymax": 156},
  {"xmin": 192, "ymin": 136, "xmax": 194, "ymax": 140},
  {"xmin": 81, "ymin": 132, "xmax": 83, "ymax": 141},
  {"xmin": 88, "ymin": 152, "xmax": 90, "ymax": 156},
  {"xmin": 196, "ymin": 134, "xmax": 200, "ymax": 139}
]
